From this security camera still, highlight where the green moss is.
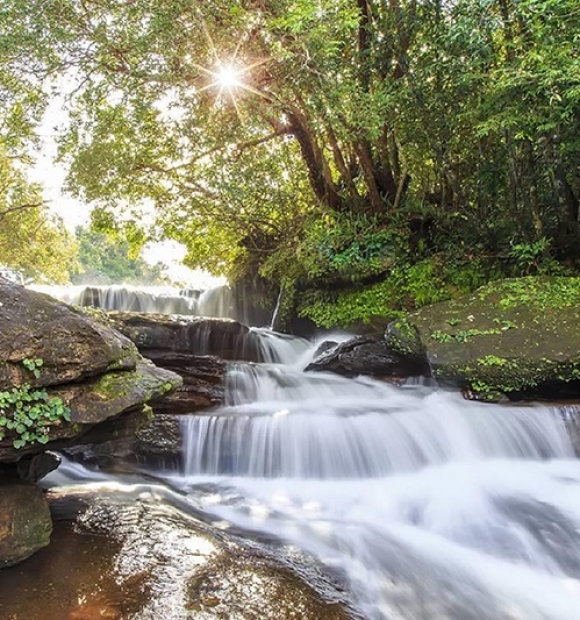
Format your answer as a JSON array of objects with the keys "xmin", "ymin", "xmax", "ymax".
[
  {"xmin": 412, "ymin": 276, "xmax": 580, "ymax": 399},
  {"xmin": 386, "ymin": 317, "xmax": 425, "ymax": 359},
  {"xmin": 297, "ymin": 255, "xmax": 498, "ymax": 330}
]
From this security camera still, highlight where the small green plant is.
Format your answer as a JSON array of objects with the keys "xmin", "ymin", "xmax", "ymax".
[
  {"xmin": 0, "ymin": 359, "xmax": 72, "ymax": 449},
  {"xmin": 22, "ymin": 357, "xmax": 44, "ymax": 378}
]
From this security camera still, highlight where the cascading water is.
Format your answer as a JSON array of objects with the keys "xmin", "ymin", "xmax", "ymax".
[
  {"xmin": 21, "ymin": 294, "xmax": 580, "ymax": 619},
  {"xmin": 29, "ymin": 282, "xmax": 235, "ymax": 318},
  {"xmin": 168, "ymin": 335, "xmax": 580, "ymax": 620}
]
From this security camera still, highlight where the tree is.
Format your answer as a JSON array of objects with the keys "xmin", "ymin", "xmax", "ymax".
[
  {"xmin": 72, "ymin": 224, "xmax": 169, "ymax": 284},
  {"xmin": 1, "ymin": 0, "xmax": 579, "ymax": 293},
  {"xmin": 0, "ymin": 144, "xmax": 78, "ymax": 283}
]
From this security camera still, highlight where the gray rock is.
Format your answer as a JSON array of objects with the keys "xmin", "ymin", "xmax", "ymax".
[{"xmin": 306, "ymin": 334, "xmax": 428, "ymax": 378}]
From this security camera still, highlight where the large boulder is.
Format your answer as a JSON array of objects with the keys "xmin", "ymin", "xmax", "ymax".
[
  {"xmin": 0, "ymin": 283, "xmax": 137, "ymax": 389},
  {"xmin": 410, "ymin": 277, "xmax": 580, "ymax": 401},
  {"xmin": 305, "ymin": 334, "xmax": 429, "ymax": 378},
  {"xmin": 0, "ymin": 480, "xmax": 52, "ymax": 567},
  {"xmin": 0, "ymin": 359, "xmax": 180, "ymax": 463}
]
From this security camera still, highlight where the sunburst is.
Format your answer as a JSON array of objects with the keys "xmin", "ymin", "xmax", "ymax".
[
  {"xmin": 192, "ymin": 58, "xmax": 269, "ymax": 115},
  {"xmin": 189, "ymin": 9, "xmax": 272, "ymax": 117}
]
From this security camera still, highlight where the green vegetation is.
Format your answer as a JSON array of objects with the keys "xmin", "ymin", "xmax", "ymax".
[
  {"xmin": 412, "ymin": 276, "xmax": 580, "ymax": 400},
  {"xmin": 0, "ymin": 359, "xmax": 72, "ymax": 449},
  {"xmin": 0, "ymin": 1, "xmax": 579, "ymax": 320},
  {"xmin": 296, "ymin": 255, "xmax": 498, "ymax": 328},
  {"xmin": 0, "ymin": 146, "xmax": 78, "ymax": 284},
  {"xmin": 72, "ymin": 224, "xmax": 169, "ymax": 285}
]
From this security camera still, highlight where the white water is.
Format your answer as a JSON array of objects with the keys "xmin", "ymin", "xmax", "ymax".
[
  {"xmin": 44, "ymin": 321, "xmax": 580, "ymax": 618},
  {"xmin": 170, "ymin": 335, "xmax": 580, "ymax": 619},
  {"xmin": 29, "ymin": 283, "xmax": 235, "ymax": 318}
]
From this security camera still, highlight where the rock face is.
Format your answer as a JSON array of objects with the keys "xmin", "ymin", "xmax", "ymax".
[
  {"xmin": 65, "ymin": 413, "xmax": 184, "ymax": 468},
  {"xmin": 0, "ymin": 481, "xmax": 52, "ymax": 567},
  {"xmin": 0, "ymin": 282, "xmax": 182, "ymax": 464},
  {"xmin": 102, "ymin": 312, "xmax": 262, "ymax": 413},
  {"xmin": 306, "ymin": 334, "xmax": 429, "ymax": 378},
  {"xmin": 411, "ymin": 277, "xmax": 580, "ymax": 401}
]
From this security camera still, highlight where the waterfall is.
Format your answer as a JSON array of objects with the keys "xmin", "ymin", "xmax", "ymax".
[
  {"xmin": 29, "ymin": 290, "xmax": 580, "ymax": 619},
  {"xmin": 171, "ymin": 335, "xmax": 580, "ymax": 620},
  {"xmin": 29, "ymin": 283, "xmax": 234, "ymax": 318},
  {"xmin": 183, "ymin": 369, "xmax": 572, "ymax": 478}
]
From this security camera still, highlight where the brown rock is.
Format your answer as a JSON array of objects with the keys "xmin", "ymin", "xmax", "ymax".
[
  {"xmin": 0, "ymin": 480, "xmax": 52, "ymax": 567},
  {"xmin": 0, "ymin": 282, "xmax": 138, "ymax": 390}
]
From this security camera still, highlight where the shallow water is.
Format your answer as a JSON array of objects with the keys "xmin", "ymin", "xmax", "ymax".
[{"xmin": 6, "ymin": 326, "xmax": 580, "ymax": 619}]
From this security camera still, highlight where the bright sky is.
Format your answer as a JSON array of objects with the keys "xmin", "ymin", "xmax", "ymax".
[{"xmin": 30, "ymin": 103, "xmax": 224, "ymax": 288}]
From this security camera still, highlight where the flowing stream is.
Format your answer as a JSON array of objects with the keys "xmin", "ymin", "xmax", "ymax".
[{"xmin": 25, "ymin": 284, "xmax": 580, "ymax": 618}]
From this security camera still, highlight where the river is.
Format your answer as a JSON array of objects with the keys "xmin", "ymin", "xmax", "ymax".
[{"xmin": 11, "ymin": 284, "xmax": 580, "ymax": 619}]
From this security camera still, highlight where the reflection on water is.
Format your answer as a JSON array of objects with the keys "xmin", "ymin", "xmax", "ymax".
[{"xmin": 0, "ymin": 485, "xmax": 351, "ymax": 620}]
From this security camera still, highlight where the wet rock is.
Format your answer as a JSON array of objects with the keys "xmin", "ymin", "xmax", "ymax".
[
  {"xmin": 0, "ymin": 488, "xmax": 353, "ymax": 620},
  {"xmin": 65, "ymin": 413, "xmax": 184, "ymax": 469},
  {"xmin": 99, "ymin": 312, "xmax": 255, "ymax": 413},
  {"xmin": 0, "ymin": 480, "xmax": 52, "ymax": 567},
  {"xmin": 311, "ymin": 340, "xmax": 338, "ymax": 360},
  {"xmin": 106, "ymin": 311, "xmax": 260, "ymax": 361},
  {"xmin": 305, "ymin": 334, "xmax": 429, "ymax": 378},
  {"xmin": 144, "ymin": 352, "xmax": 225, "ymax": 414}
]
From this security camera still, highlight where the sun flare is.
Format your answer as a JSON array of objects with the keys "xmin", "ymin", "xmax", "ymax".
[{"xmin": 216, "ymin": 66, "xmax": 242, "ymax": 89}]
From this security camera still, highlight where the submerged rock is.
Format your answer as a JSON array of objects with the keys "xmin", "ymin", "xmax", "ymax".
[
  {"xmin": 0, "ymin": 481, "xmax": 52, "ymax": 567},
  {"xmin": 0, "ymin": 487, "xmax": 353, "ymax": 620}
]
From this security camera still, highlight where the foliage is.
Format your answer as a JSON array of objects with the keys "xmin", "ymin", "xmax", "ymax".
[
  {"xmin": 297, "ymin": 255, "xmax": 497, "ymax": 328},
  {"xmin": 1, "ymin": 0, "xmax": 580, "ymax": 324},
  {"xmin": 0, "ymin": 143, "xmax": 78, "ymax": 283},
  {"xmin": 72, "ymin": 224, "xmax": 169, "ymax": 285},
  {"xmin": 0, "ymin": 359, "xmax": 72, "ymax": 449}
]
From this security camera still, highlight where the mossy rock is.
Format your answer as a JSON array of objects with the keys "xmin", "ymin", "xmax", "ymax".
[
  {"xmin": 0, "ymin": 282, "xmax": 139, "ymax": 390},
  {"xmin": 0, "ymin": 362, "xmax": 182, "ymax": 462},
  {"xmin": 385, "ymin": 317, "xmax": 426, "ymax": 361},
  {"xmin": 411, "ymin": 277, "xmax": 580, "ymax": 401},
  {"xmin": 0, "ymin": 480, "xmax": 52, "ymax": 567}
]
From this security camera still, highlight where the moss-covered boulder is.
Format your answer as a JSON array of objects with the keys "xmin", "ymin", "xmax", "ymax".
[
  {"xmin": 0, "ymin": 480, "xmax": 52, "ymax": 567},
  {"xmin": 411, "ymin": 277, "xmax": 580, "ymax": 401}
]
